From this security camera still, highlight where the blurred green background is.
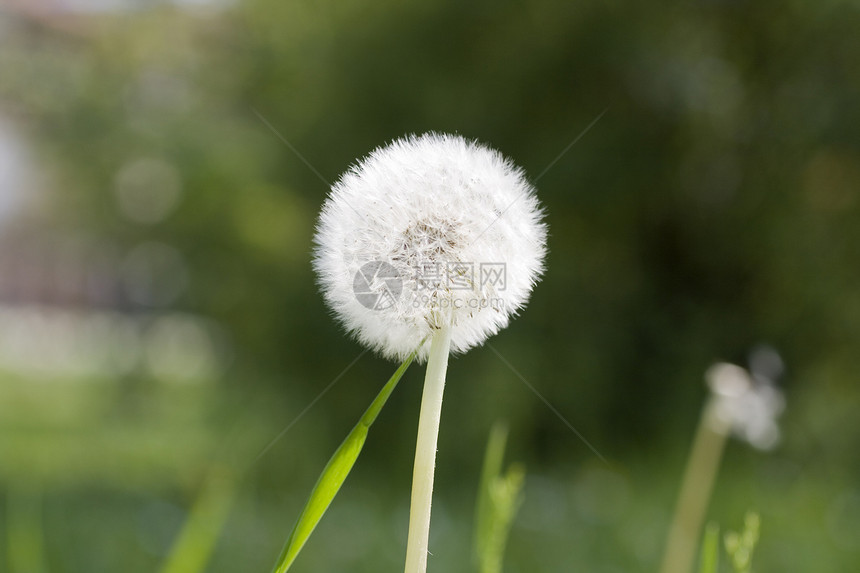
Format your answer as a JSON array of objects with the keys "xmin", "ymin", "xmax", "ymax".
[{"xmin": 1, "ymin": 0, "xmax": 859, "ymax": 571}]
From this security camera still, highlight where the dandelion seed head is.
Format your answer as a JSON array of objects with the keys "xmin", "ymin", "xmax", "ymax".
[
  {"xmin": 313, "ymin": 133, "xmax": 547, "ymax": 361},
  {"xmin": 706, "ymin": 361, "xmax": 785, "ymax": 450}
]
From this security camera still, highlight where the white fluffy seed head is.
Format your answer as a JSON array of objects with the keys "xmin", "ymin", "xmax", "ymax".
[
  {"xmin": 313, "ymin": 133, "xmax": 547, "ymax": 362},
  {"xmin": 706, "ymin": 362, "xmax": 785, "ymax": 451}
]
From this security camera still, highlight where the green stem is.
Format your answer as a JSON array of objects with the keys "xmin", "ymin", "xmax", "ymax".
[
  {"xmin": 404, "ymin": 326, "xmax": 452, "ymax": 573},
  {"xmin": 659, "ymin": 401, "xmax": 729, "ymax": 573}
]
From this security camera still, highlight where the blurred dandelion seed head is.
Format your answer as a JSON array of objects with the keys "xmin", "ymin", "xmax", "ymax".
[{"xmin": 706, "ymin": 359, "xmax": 785, "ymax": 450}]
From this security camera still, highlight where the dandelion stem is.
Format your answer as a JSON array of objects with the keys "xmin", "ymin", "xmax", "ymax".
[
  {"xmin": 659, "ymin": 400, "xmax": 729, "ymax": 573},
  {"xmin": 405, "ymin": 326, "xmax": 452, "ymax": 573}
]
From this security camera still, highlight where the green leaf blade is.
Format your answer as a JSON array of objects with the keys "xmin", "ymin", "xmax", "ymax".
[
  {"xmin": 274, "ymin": 428, "xmax": 369, "ymax": 573},
  {"xmin": 271, "ymin": 343, "xmax": 424, "ymax": 573}
]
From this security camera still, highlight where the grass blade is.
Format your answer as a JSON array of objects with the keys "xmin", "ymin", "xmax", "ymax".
[
  {"xmin": 159, "ymin": 467, "xmax": 237, "ymax": 573},
  {"xmin": 271, "ymin": 344, "xmax": 422, "ymax": 573},
  {"xmin": 474, "ymin": 422, "xmax": 525, "ymax": 573},
  {"xmin": 699, "ymin": 522, "xmax": 720, "ymax": 573}
]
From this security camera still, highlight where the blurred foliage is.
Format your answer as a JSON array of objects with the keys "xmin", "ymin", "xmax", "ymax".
[
  {"xmin": 1, "ymin": 0, "xmax": 860, "ymax": 571},
  {"xmin": 724, "ymin": 512, "xmax": 760, "ymax": 573}
]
